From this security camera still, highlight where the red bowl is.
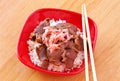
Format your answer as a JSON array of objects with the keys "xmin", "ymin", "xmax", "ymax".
[{"xmin": 17, "ymin": 8, "xmax": 98, "ymax": 76}]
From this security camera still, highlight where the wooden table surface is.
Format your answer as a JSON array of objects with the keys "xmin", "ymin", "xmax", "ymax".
[{"xmin": 0, "ymin": 0, "xmax": 120, "ymax": 81}]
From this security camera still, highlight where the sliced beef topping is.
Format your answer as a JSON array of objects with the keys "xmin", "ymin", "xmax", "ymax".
[
  {"xmin": 65, "ymin": 49, "xmax": 77, "ymax": 60},
  {"xmin": 29, "ymin": 32, "xmax": 36, "ymax": 41},
  {"xmin": 36, "ymin": 45, "xmax": 47, "ymax": 60},
  {"xmin": 56, "ymin": 23, "xmax": 78, "ymax": 35},
  {"xmin": 65, "ymin": 59, "xmax": 74, "ymax": 69},
  {"xmin": 36, "ymin": 35, "xmax": 42, "ymax": 43},
  {"xmin": 35, "ymin": 18, "xmax": 50, "ymax": 35},
  {"xmin": 47, "ymin": 49, "xmax": 64, "ymax": 66},
  {"xmin": 75, "ymin": 35, "xmax": 84, "ymax": 51},
  {"xmin": 29, "ymin": 18, "xmax": 50, "ymax": 42},
  {"xmin": 62, "ymin": 49, "xmax": 77, "ymax": 69},
  {"xmin": 41, "ymin": 60, "xmax": 49, "ymax": 70},
  {"xmin": 36, "ymin": 44, "xmax": 49, "ymax": 69}
]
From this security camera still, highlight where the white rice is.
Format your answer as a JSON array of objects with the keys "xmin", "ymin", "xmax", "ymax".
[
  {"xmin": 27, "ymin": 19, "xmax": 84, "ymax": 72},
  {"xmin": 27, "ymin": 40, "xmax": 42, "ymax": 66},
  {"xmin": 48, "ymin": 63, "xmax": 65, "ymax": 72},
  {"xmin": 50, "ymin": 19, "xmax": 66, "ymax": 26},
  {"xmin": 73, "ymin": 51, "xmax": 84, "ymax": 68}
]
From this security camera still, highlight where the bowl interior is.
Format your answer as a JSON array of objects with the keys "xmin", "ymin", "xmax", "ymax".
[{"xmin": 17, "ymin": 8, "xmax": 97, "ymax": 75}]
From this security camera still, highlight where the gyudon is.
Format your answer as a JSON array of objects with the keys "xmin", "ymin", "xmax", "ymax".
[{"xmin": 27, "ymin": 18, "xmax": 84, "ymax": 72}]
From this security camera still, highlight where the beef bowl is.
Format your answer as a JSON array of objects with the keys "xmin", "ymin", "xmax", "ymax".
[{"xmin": 17, "ymin": 8, "xmax": 97, "ymax": 76}]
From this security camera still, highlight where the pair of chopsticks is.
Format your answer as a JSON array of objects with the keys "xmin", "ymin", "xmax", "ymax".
[{"xmin": 82, "ymin": 4, "xmax": 98, "ymax": 81}]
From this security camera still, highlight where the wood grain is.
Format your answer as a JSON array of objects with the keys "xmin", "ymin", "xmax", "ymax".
[{"xmin": 0, "ymin": 0, "xmax": 120, "ymax": 81}]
